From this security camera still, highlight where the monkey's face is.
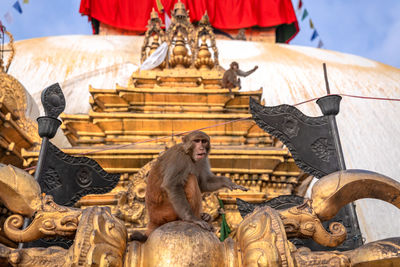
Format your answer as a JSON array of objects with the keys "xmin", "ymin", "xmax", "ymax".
[{"xmin": 192, "ymin": 138, "xmax": 209, "ymax": 161}]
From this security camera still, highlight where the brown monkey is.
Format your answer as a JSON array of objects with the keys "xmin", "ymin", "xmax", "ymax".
[
  {"xmin": 145, "ymin": 131, "xmax": 248, "ymax": 236},
  {"xmin": 221, "ymin": 61, "xmax": 258, "ymax": 96}
]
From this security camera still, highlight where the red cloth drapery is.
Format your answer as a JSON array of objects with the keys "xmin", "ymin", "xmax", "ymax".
[{"xmin": 79, "ymin": 0, "xmax": 298, "ymax": 32}]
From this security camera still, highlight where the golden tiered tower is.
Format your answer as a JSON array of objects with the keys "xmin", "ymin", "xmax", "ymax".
[{"xmin": 22, "ymin": 5, "xmax": 303, "ymax": 236}]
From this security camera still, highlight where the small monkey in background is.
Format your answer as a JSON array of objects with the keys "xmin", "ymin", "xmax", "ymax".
[
  {"xmin": 145, "ymin": 131, "xmax": 248, "ymax": 236},
  {"xmin": 222, "ymin": 61, "xmax": 258, "ymax": 96}
]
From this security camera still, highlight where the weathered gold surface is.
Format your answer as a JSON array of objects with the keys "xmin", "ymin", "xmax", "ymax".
[
  {"xmin": 69, "ymin": 206, "xmax": 127, "ymax": 267},
  {"xmin": 0, "ymin": 167, "xmax": 400, "ymax": 266},
  {"xmin": 279, "ymin": 200, "xmax": 347, "ymax": 247},
  {"xmin": 141, "ymin": 8, "xmax": 165, "ymax": 64},
  {"xmin": 140, "ymin": 222, "xmax": 228, "ymax": 267},
  {"xmin": 194, "ymin": 36, "xmax": 214, "ymax": 70},
  {"xmin": 236, "ymin": 205, "xmax": 295, "ymax": 267},
  {"xmin": 0, "ymin": 164, "xmax": 41, "ymax": 217},
  {"xmin": 342, "ymin": 238, "xmax": 400, "ymax": 267},
  {"xmin": 0, "ymin": 29, "xmax": 15, "ymax": 73},
  {"xmin": 0, "ymin": 72, "xmax": 40, "ymax": 167},
  {"xmin": 166, "ymin": 0, "xmax": 195, "ymax": 66},
  {"xmin": 169, "ymin": 31, "xmax": 192, "ymax": 68},
  {"xmin": 4, "ymin": 195, "xmax": 81, "ymax": 243},
  {"xmin": 194, "ymin": 12, "xmax": 219, "ymax": 68},
  {"xmin": 311, "ymin": 169, "xmax": 400, "ymax": 221}
]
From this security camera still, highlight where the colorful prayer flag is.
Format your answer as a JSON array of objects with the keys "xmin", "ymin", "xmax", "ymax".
[
  {"xmin": 311, "ymin": 30, "xmax": 319, "ymax": 41},
  {"xmin": 301, "ymin": 9, "xmax": 308, "ymax": 21},
  {"xmin": 4, "ymin": 12, "xmax": 13, "ymax": 24},
  {"xmin": 13, "ymin": 1, "xmax": 23, "ymax": 14},
  {"xmin": 318, "ymin": 40, "xmax": 324, "ymax": 48},
  {"xmin": 309, "ymin": 19, "xmax": 314, "ymax": 29},
  {"xmin": 297, "ymin": 0, "xmax": 303, "ymax": 9},
  {"xmin": 0, "ymin": 20, "xmax": 4, "ymax": 33},
  {"xmin": 297, "ymin": 0, "xmax": 303, "ymax": 10},
  {"xmin": 23, "ymin": 0, "xmax": 29, "ymax": 3}
]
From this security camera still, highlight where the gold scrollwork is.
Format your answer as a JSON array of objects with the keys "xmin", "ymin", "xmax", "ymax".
[
  {"xmin": 279, "ymin": 200, "xmax": 347, "ymax": 247},
  {"xmin": 3, "ymin": 207, "xmax": 81, "ymax": 243}
]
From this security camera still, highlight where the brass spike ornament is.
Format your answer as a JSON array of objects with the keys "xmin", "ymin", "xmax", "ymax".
[
  {"xmin": 194, "ymin": 12, "xmax": 219, "ymax": 67},
  {"xmin": 169, "ymin": 31, "xmax": 191, "ymax": 68},
  {"xmin": 166, "ymin": 0, "xmax": 195, "ymax": 66},
  {"xmin": 141, "ymin": 8, "xmax": 165, "ymax": 63},
  {"xmin": 0, "ymin": 25, "xmax": 15, "ymax": 73},
  {"xmin": 194, "ymin": 35, "xmax": 214, "ymax": 70}
]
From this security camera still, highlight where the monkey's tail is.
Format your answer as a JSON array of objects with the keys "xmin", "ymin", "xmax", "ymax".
[{"xmin": 130, "ymin": 231, "xmax": 148, "ymax": 242}]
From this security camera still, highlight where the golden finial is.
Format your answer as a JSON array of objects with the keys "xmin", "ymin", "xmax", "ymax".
[
  {"xmin": 169, "ymin": 31, "xmax": 191, "ymax": 68},
  {"xmin": 194, "ymin": 35, "xmax": 214, "ymax": 70},
  {"xmin": 199, "ymin": 11, "xmax": 210, "ymax": 26},
  {"xmin": 149, "ymin": 34, "xmax": 160, "ymax": 55},
  {"xmin": 173, "ymin": 31, "xmax": 187, "ymax": 57},
  {"xmin": 150, "ymin": 8, "xmax": 159, "ymax": 20},
  {"xmin": 173, "ymin": 0, "xmax": 188, "ymax": 19},
  {"xmin": 174, "ymin": 0, "xmax": 186, "ymax": 11}
]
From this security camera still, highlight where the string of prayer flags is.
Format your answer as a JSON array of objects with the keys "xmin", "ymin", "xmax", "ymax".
[
  {"xmin": 2, "ymin": 0, "xmax": 29, "ymax": 28},
  {"xmin": 296, "ymin": 0, "xmax": 325, "ymax": 49},
  {"xmin": 311, "ymin": 30, "xmax": 319, "ymax": 41},
  {"xmin": 309, "ymin": 19, "xmax": 314, "ymax": 29},
  {"xmin": 301, "ymin": 9, "xmax": 309, "ymax": 21},
  {"xmin": 13, "ymin": 1, "xmax": 23, "ymax": 14}
]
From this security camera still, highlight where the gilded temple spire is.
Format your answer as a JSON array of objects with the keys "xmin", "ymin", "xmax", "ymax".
[
  {"xmin": 141, "ymin": 8, "xmax": 165, "ymax": 63},
  {"xmin": 166, "ymin": 0, "xmax": 195, "ymax": 67},
  {"xmin": 195, "ymin": 12, "xmax": 219, "ymax": 67},
  {"xmin": 140, "ymin": 5, "xmax": 221, "ymax": 70}
]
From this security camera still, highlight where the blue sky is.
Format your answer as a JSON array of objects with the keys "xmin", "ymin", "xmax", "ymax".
[{"xmin": 1, "ymin": 0, "xmax": 399, "ymax": 68}]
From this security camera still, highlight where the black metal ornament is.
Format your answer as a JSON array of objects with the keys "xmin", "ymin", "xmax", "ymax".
[
  {"xmin": 22, "ymin": 83, "xmax": 120, "ymax": 249},
  {"xmin": 249, "ymin": 63, "xmax": 363, "ymax": 249},
  {"xmin": 39, "ymin": 142, "xmax": 120, "ymax": 206},
  {"xmin": 34, "ymin": 83, "xmax": 65, "ymax": 182},
  {"xmin": 250, "ymin": 98, "xmax": 340, "ymax": 178}
]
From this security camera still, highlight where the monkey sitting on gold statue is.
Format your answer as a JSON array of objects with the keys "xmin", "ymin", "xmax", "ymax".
[{"xmin": 1, "ymin": 159, "xmax": 400, "ymax": 265}]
